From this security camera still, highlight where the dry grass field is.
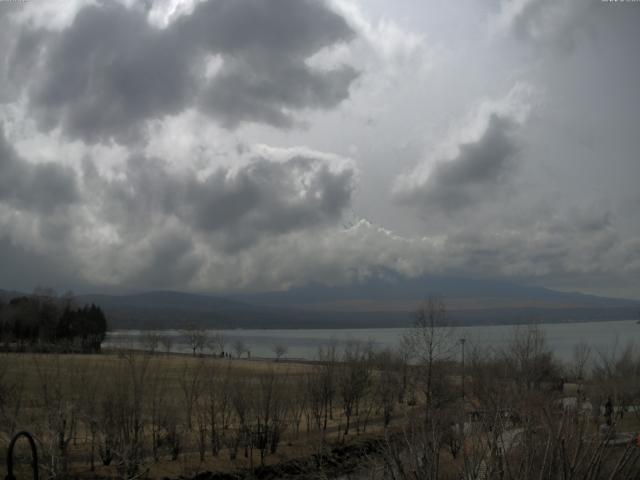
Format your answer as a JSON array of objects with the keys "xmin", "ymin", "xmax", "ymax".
[{"xmin": 0, "ymin": 349, "xmax": 401, "ymax": 479}]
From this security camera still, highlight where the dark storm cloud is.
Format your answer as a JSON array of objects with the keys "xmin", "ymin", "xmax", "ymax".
[
  {"xmin": 0, "ymin": 236, "xmax": 83, "ymax": 293},
  {"xmin": 19, "ymin": 0, "xmax": 357, "ymax": 144},
  {"xmin": 22, "ymin": 3, "xmax": 184, "ymax": 144},
  {"xmin": 200, "ymin": 58, "xmax": 358, "ymax": 129},
  {"xmin": 179, "ymin": 0, "xmax": 358, "ymax": 128},
  {"xmin": 0, "ymin": 125, "xmax": 79, "ymax": 213},
  {"xmin": 123, "ymin": 231, "xmax": 204, "ymax": 289},
  {"xmin": 174, "ymin": 0, "xmax": 353, "ymax": 55},
  {"xmin": 90, "ymin": 153, "xmax": 355, "ymax": 250},
  {"xmin": 29, "ymin": 2, "xmax": 196, "ymax": 144},
  {"xmin": 396, "ymin": 114, "xmax": 520, "ymax": 213},
  {"xmin": 188, "ymin": 158, "xmax": 353, "ymax": 235}
]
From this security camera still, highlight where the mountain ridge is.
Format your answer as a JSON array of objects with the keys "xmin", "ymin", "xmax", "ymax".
[{"xmin": 1, "ymin": 274, "xmax": 639, "ymax": 329}]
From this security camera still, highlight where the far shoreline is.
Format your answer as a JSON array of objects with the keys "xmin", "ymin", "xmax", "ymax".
[{"xmin": 106, "ymin": 316, "xmax": 639, "ymax": 332}]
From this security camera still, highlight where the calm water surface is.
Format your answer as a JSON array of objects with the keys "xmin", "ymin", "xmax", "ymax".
[{"xmin": 105, "ymin": 319, "xmax": 640, "ymax": 362}]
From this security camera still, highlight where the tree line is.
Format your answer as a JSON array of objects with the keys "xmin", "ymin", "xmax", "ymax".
[{"xmin": 0, "ymin": 289, "xmax": 107, "ymax": 353}]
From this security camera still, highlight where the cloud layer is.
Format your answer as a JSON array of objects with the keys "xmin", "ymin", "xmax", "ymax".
[
  {"xmin": 0, "ymin": 117, "xmax": 359, "ymax": 290},
  {"xmin": 13, "ymin": 0, "xmax": 357, "ymax": 144},
  {"xmin": 0, "ymin": 125, "xmax": 79, "ymax": 213},
  {"xmin": 0, "ymin": 0, "xmax": 639, "ymax": 299},
  {"xmin": 86, "ymin": 151, "xmax": 356, "ymax": 251}
]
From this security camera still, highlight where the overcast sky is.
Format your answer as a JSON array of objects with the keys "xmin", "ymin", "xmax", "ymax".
[{"xmin": 0, "ymin": 0, "xmax": 639, "ymax": 298}]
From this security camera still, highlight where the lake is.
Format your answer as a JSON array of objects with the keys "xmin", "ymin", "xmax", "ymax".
[{"xmin": 104, "ymin": 319, "xmax": 640, "ymax": 362}]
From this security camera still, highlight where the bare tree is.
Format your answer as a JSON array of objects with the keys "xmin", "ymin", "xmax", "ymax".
[
  {"xmin": 160, "ymin": 402, "xmax": 183, "ymax": 461},
  {"xmin": 194, "ymin": 394, "xmax": 209, "ymax": 464},
  {"xmin": 506, "ymin": 324, "xmax": 559, "ymax": 392},
  {"xmin": 33, "ymin": 355, "xmax": 81, "ymax": 479},
  {"xmin": 228, "ymin": 373, "xmax": 251, "ymax": 461},
  {"xmin": 338, "ymin": 340, "xmax": 372, "ymax": 436},
  {"xmin": 379, "ymin": 333, "xmax": 640, "ymax": 480},
  {"xmin": 141, "ymin": 332, "xmax": 159, "ymax": 354},
  {"xmin": 182, "ymin": 323, "xmax": 207, "ymax": 357},
  {"xmin": 0, "ymin": 354, "xmax": 24, "ymax": 440},
  {"xmin": 379, "ymin": 297, "xmax": 456, "ymax": 480},
  {"xmin": 147, "ymin": 365, "xmax": 170, "ymax": 462},
  {"xmin": 204, "ymin": 363, "xmax": 232, "ymax": 457},
  {"xmin": 207, "ymin": 332, "xmax": 225, "ymax": 357},
  {"xmin": 395, "ymin": 335, "xmax": 413, "ymax": 404},
  {"xmin": 288, "ymin": 379, "xmax": 308, "ymax": 437},
  {"xmin": 305, "ymin": 370, "xmax": 325, "ymax": 433},
  {"xmin": 272, "ymin": 344, "xmax": 288, "ymax": 361},
  {"xmin": 178, "ymin": 360, "xmax": 204, "ymax": 430},
  {"xmin": 312, "ymin": 343, "xmax": 338, "ymax": 434},
  {"xmin": 252, "ymin": 368, "xmax": 290, "ymax": 464},
  {"xmin": 373, "ymin": 350, "xmax": 400, "ymax": 429},
  {"xmin": 78, "ymin": 362, "xmax": 104, "ymax": 472},
  {"xmin": 106, "ymin": 352, "xmax": 152, "ymax": 479},
  {"xmin": 404, "ymin": 296, "xmax": 453, "ymax": 412},
  {"xmin": 570, "ymin": 340, "xmax": 592, "ymax": 381}
]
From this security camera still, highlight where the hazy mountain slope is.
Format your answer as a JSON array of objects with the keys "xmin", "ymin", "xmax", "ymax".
[
  {"xmin": 2, "ymin": 273, "xmax": 639, "ymax": 330},
  {"xmin": 232, "ymin": 273, "xmax": 637, "ymax": 309},
  {"xmin": 79, "ymin": 291, "xmax": 250, "ymax": 312},
  {"xmin": 75, "ymin": 275, "xmax": 640, "ymax": 328}
]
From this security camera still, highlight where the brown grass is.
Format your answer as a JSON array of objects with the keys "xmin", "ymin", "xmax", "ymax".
[{"xmin": 0, "ymin": 351, "xmax": 391, "ymax": 479}]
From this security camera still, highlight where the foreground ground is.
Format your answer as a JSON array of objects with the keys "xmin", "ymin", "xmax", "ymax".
[
  {"xmin": 4, "ymin": 322, "xmax": 640, "ymax": 480},
  {"xmin": 0, "ymin": 350, "xmax": 407, "ymax": 479}
]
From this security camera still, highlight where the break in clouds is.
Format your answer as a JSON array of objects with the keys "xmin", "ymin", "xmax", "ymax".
[{"xmin": 0, "ymin": 0, "xmax": 639, "ymax": 298}]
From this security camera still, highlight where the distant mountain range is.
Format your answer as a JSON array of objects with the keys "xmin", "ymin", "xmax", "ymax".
[{"xmin": 2, "ymin": 273, "xmax": 639, "ymax": 329}]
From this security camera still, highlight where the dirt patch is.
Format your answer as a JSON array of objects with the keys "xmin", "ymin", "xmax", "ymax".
[{"xmin": 182, "ymin": 438, "xmax": 383, "ymax": 480}]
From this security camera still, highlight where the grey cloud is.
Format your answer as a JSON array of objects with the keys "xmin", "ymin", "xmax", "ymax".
[
  {"xmin": 85, "ymin": 155, "xmax": 184, "ymax": 232},
  {"xmin": 90, "ymin": 153, "xmax": 355, "ymax": 251},
  {"xmin": 189, "ymin": 157, "xmax": 353, "ymax": 236},
  {"xmin": 174, "ymin": 0, "xmax": 353, "ymax": 56},
  {"xmin": 181, "ymin": 0, "xmax": 357, "ymax": 128},
  {"xmin": 0, "ymin": 8, "xmax": 23, "ymax": 103},
  {"xmin": 201, "ymin": 58, "xmax": 358, "ymax": 129},
  {"xmin": 0, "ymin": 125, "xmax": 79, "ymax": 213},
  {"xmin": 442, "ymin": 204, "xmax": 628, "ymax": 279},
  {"xmin": 17, "ymin": 0, "xmax": 357, "ymax": 144},
  {"xmin": 1, "ymin": 163, "xmax": 637, "ymax": 296},
  {"xmin": 5, "ymin": 27, "xmax": 50, "ymax": 97},
  {"xmin": 123, "ymin": 230, "xmax": 204, "ymax": 289},
  {"xmin": 1, "ymin": 0, "xmax": 638, "ymax": 300},
  {"xmin": 557, "ymin": 208, "xmax": 613, "ymax": 235},
  {"xmin": 188, "ymin": 203, "xmax": 640, "ymax": 294},
  {"xmin": 496, "ymin": 0, "xmax": 621, "ymax": 53},
  {"xmin": 29, "ymin": 3, "xmax": 196, "ymax": 144},
  {"xmin": 0, "ymin": 236, "xmax": 84, "ymax": 293},
  {"xmin": 396, "ymin": 114, "xmax": 520, "ymax": 213}
]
